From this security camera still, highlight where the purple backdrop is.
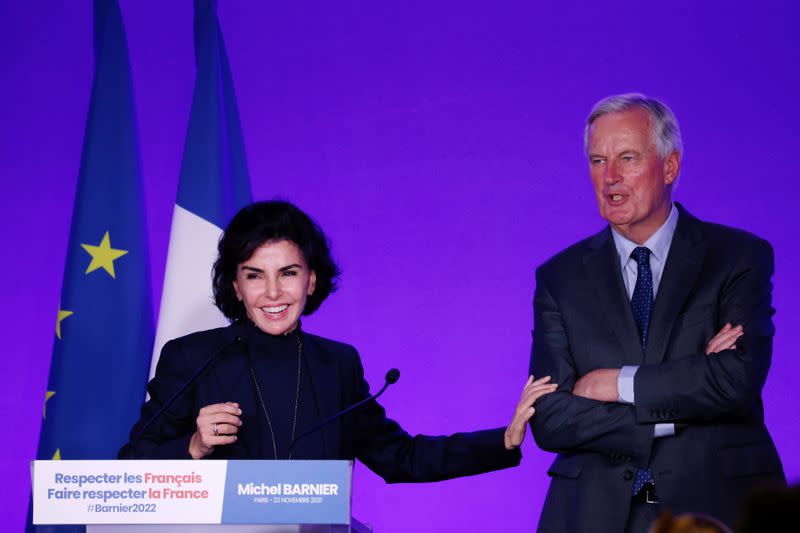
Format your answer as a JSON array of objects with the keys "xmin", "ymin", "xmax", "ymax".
[{"xmin": 2, "ymin": 1, "xmax": 798, "ymax": 531}]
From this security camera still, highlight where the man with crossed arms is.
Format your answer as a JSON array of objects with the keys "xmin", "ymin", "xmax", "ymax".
[{"xmin": 530, "ymin": 94, "xmax": 785, "ymax": 532}]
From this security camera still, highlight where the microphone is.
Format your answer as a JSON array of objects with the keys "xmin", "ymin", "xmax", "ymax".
[
  {"xmin": 128, "ymin": 336, "xmax": 243, "ymax": 459},
  {"xmin": 288, "ymin": 368, "xmax": 400, "ymax": 458},
  {"xmin": 385, "ymin": 368, "xmax": 400, "ymax": 385}
]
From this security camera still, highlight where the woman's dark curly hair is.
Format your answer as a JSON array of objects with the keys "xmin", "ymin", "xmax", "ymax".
[{"xmin": 212, "ymin": 200, "xmax": 340, "ymax": 320}]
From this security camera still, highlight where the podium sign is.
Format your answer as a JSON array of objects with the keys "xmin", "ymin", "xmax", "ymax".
[{"xmin": 32, "ymin": 460, "xmax": 353, "ymax": 526}]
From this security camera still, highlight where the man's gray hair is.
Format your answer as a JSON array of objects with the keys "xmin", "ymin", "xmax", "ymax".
[{"xmin": 583, "ymin": 93, "xmax": 683, "ymax": 159}]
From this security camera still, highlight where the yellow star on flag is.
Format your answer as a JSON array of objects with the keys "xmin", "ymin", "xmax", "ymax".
[
  {"xmin": 43, "ymin": 391, "xmax": 56, "ymax": 419},
  {"xmin": 52, "ymin": 449, "xmax": 61, "ymax": 460},
  {"xmin": 81, "ymin": 231, "xmax": 128, "ymax": 278},
  {"xmin": 56, "ymin": 309, "xmax": 73, "ymax": 339}
]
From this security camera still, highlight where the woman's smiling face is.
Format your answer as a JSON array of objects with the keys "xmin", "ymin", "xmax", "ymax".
[{"xmin": 232, "ymin": 239, "xmax": 316, "ymax": 336}]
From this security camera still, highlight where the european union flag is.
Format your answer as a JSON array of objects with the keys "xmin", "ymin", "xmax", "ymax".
[
  {"xmin": 34, "ymin": 0, "xmax": 152, "ymax": 473},
  {"xmin": 149, "ymin": 0, "xmax": 252, "ymax": 375}
]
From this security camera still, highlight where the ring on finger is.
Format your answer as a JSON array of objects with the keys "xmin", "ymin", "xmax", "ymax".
[{"xmin": 212, "ymin": 423, "xmax": 219, "ymax": 436}]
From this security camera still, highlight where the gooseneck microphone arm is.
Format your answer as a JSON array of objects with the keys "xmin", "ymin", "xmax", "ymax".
[
  {"xmin": 129, "ymin": 336, "xmax": 243, "ymax": 459},
  {"xmin": 288, "ymin": 368, "xmax": 400, "ymax": 458}
]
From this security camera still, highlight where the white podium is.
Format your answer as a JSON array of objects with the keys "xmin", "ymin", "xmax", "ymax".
[{"xmin": 32, "ymin": 460, "xmax": 372, "ymax": 532}]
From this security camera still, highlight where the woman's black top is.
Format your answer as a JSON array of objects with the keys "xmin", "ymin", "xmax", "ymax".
[{"xmin": 119, "ymin": 320, "xmax": 521, "ymax": 484}]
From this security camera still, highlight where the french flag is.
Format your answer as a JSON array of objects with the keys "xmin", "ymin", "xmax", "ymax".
[{"xmin": 150, "ymin": 0, "xmax": 252, "ymax": 378}]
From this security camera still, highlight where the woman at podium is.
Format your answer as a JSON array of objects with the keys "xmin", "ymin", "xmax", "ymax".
[{"xmin": 119, "ymin": 200, "xmax": 555, "ymax": 482}]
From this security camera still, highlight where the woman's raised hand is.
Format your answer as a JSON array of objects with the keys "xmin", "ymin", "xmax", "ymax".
[
  {"xmin": 504, "ymin": 375, "xmax": 558, "ymax": 450},
  {"xmin": 188, "ymin": 402, "xmax": 242, "ymax": 459}
]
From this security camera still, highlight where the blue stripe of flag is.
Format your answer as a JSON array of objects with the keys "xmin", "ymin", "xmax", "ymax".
[{"xmin": 176, "ymin": 0, "xmax": 252, "ymax": 229}]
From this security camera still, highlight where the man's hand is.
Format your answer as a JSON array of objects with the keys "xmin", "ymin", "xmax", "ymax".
[
  {"xmin": 504, "ymin": 375, "xmax": 558, "ymax": 450},
  {"xmin": 573, "ymin": 368, "xmax": 621, "ymax": 402},
  {"xmin": 569, "ymin": 324, "xmax": 743, "ymax": 405},
  {"xmin": 706, "ymin": 323, "xmax": 743, "ymax": 355}
]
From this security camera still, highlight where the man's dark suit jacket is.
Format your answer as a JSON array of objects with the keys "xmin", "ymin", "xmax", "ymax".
[
  {"xmin": 530, "ymin": 204, "xmax": 785, "ymax": 532},
  {"xmin": 119, "ymin": 320, "xmax": 520, "ymax": 483}
]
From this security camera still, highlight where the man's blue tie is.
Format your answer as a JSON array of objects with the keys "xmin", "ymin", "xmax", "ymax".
[
  {"xmin": 630, "ymin": 246, "xmax": 654, "ymax": 496},
  {"xmin": 630, "ymin": 247, "xmax": 654, "ymax": 353}
]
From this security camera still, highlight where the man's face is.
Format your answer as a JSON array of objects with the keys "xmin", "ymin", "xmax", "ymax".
[{"xmin": 587, "ymin": 108, "xmax": 680, "ymax": 244}]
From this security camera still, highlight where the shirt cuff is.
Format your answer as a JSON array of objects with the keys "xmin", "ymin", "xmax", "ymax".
[
  {"xmin": 654, "ymin": 423, "xmax": 676, "ymax": 438},
  {"xmin": 617, "ymin": 365, "xmax": 638, "ymax": 404}
]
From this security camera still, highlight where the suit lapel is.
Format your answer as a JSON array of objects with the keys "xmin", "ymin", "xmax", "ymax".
[
  {"xmin": 644, "ymin": 205, "xmax": 707, "ymax": 365},
  {"xmin": 219, "ymin": 321, "xmax": 267, "ymax": 459},
  {"xmin": 207, "ymin": 324, "xmax": 343, "ymax": 459},
  {"xmin": 583, "ymin": 229, "xmax": 643, "ymax": 366},
  {"xmin": 207, "ymin": 321, "xmax": 249, "ymax": 397},
  {"xmin": 187, "ymin": 321, "xmax": 263, "ymax": 459},
  {"xmin": 298, "ymin": 333, "xmax": 340, "ymax": 459}
]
